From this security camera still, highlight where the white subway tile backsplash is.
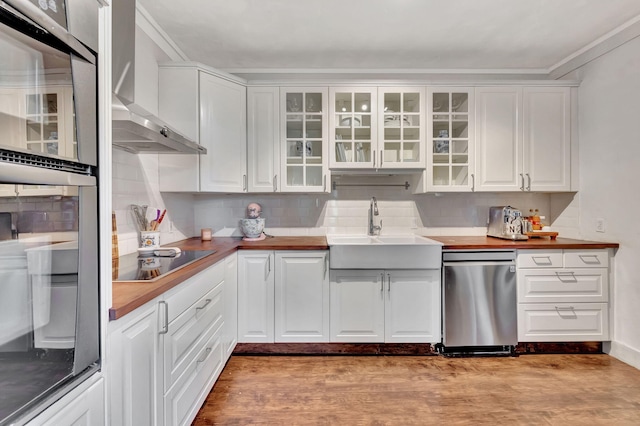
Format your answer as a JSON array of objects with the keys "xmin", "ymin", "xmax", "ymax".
[{"xmin": 113, "ymin": 146, "xmax": 579, "ymax": 245}]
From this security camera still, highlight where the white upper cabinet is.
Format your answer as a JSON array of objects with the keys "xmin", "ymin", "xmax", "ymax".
[
  {"xmin": 279, "ymin": 88, "xmax": 329, "ymax": 192},
  {"xmin": 199, "ymin": 72, "xmax": 247, "ymax": 192},
  {"xmin": 425, "ymin": 88, "xmax": 475, "ymax": 192},
  {"xmin": 378, "ymin": 88, "xmax": 425, "ymax": 168},
  {"xmin": 247, "ymin": 87, "xmax": 280, "ymax": 192},
  {"xmin": 329, "ymin": 87, "xmax": 378, "ymax": 169},
  {"xmin": 475, "ymin": 86, "xmax": 571, "ymax": 192},
  {"xmin": 329, "ymin": 87, "xmax": 424, "ymax": 170},
  {"xmin": 522, "ymin": 87, "xmax": 571, "ymax": 191},
  {"xmin": 158, "ymin": 66, "xmax": 247, "ymax": 192},
  {"xmin": 475, "ymin": 86, "xmax": 522, "ymax": 191}
]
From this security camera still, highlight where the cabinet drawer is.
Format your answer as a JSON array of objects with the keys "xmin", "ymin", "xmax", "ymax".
[
  {"xmin": 517, "ymin": 303, "xmax": 609, "ymax": 342},
  {"xmin": 564, "ymin": 250, "xmax": 608, "ymax": 268},
  {"xmin": 164, "ymin": 281, "xmax": 223, "ymax": 391},
  {"xmin": 517, "ymin": 268, "xmax": 608, "ymax": 303},
  {"xmin": 164, "ymin": 323, "xmax": 224, "ymax": 426},
  {"xmin": 165, "ymin": 260, "xmax": 225, "ymax": 324},
  {"xmin": 517, "ymin": 250, "xmax": 563, "ymax": 268}
]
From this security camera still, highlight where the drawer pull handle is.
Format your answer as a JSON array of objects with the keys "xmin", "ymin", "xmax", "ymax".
[
  {"xmin": 158, "ymin": 301, "xmax": 168, "ymax": 335},
  {"xmin": 380, "ymin": 273, "xmax": 384, "ymax": 293},
  {"xmin": 532, "ymin": 256, "xmax": 552, "ymax": 265},
  {"xmin": 197, "ymin": 347, "xmax": 212, "ymax": 364},
  {"xmin": 555, "ymin": 271, "xmax": 577, "ymax": 282},
  {"xmin": 196, "ymin": 299, "xmax": 212, "ymax": 311},
  {"xmin": 578, "ymin": 254, "xmax": 601, "ymax": 265},
  {"xmin": 555, "ymin": 306, "xmax": 578, "ymax": 318}
]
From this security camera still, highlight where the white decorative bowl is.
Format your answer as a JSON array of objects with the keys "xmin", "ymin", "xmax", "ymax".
[{"xmin": 240, "ymin": 218, "xmax": 265, "ymax": 238}]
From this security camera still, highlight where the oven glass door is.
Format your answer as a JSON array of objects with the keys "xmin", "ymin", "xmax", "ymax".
[
  {"xmin": 0, "ymin": 182, "xmax": 98, "ymax": 424},
  {"xmin": 0, "ymin": 4, "xmax": 97, "ymax": 167}
]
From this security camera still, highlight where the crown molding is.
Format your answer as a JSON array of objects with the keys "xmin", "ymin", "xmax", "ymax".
[{"xmin": 549, "ymin": 14, "xmax": 640, "ymax": 79}]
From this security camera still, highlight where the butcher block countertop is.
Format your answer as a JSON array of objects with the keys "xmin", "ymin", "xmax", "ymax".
[
  {"xmin": 427, "ymin": 235, "xmax": 619, "ymax": 250},
  {"xmin": 110, "ymin": 234, "xmax": 617, "ymax": 320},
  {"xmin": 110, "ymin": 236, "xmax": 328, "ymax": 320}
]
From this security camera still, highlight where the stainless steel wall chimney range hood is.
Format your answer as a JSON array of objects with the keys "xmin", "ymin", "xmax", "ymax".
[
  {"xmin": 112, "ymin": 97, "xmax": 205, "ymax": 154},
  {"xmin": 111, "ymin": 0, "xmax": 206, "ymax": 154}
]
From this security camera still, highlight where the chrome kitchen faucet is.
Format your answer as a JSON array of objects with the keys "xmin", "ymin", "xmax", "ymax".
[{"xmin": 368, "ymin": 197, "xmax": 382, "ymax": 236}]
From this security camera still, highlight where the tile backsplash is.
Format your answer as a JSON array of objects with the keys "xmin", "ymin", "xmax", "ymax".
[{"xmin": 112, "ymin": 151, "xmax": 580, "ymax": 254}]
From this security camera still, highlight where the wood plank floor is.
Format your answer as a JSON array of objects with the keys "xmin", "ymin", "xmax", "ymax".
[{"xmin": 193, "ymin": 354, "xmax": 640, "ymax": 425}]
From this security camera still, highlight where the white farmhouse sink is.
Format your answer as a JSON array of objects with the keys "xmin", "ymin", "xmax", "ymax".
[
  {"xmin": 326, "ymin": 235, "xmax": 377, "ymax": 245},
  {"xmin": 327, "ymin": 234, "xmax": 442, "ymax": 269}
]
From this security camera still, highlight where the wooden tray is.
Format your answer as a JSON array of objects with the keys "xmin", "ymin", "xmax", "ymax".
[{"xmin": 524, "ymin": 231, "xmax": 558, "ymax": 240}]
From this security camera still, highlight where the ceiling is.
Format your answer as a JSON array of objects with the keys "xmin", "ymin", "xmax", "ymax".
[{"xmin": 138, "ymin": 0, "xmax": 640, "ymax": 76}]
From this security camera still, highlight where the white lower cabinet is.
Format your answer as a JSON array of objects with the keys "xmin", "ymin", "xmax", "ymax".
[
  {"xmin": 329, "ymin": 269, "xmax": 441, "ymax": 343},
  {"xmin": 27, "ymin": 375, "xmax": 105, "ymax": 426},
  {"xmin": 223, "ymin": 252, "xmax": 238, "ymax": 358},
  {"xmin": 516, "ymin": 249, "xmax": 610, "ymax": 342},
  {"xmin": 237, "ymin": 250, "xmax": 329, "ymax": 343},
  {"xmin": 108, "ymin": 255, "xmax": 235, "ymax": 426},
  {"xmin": 237, "ymin": 251, "xmax": 275, "ymax": 343},
  {"xmin": 330, "ymin": 270, "xmax": 385, "ymax": 342},
  {"xmin": 108, "ymin": 300, "xmax": 163, "ymax": 426},
  {"xmin": 275, "ymin": 251, "xmax": 330, "ymax": 342}
]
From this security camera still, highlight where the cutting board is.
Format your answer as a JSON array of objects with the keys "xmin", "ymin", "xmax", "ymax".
[{"xmin": 524, "ymin": 231, "xmax": 558, "ymax": 240}]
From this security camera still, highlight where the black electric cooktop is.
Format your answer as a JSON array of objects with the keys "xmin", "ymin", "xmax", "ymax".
[{"xmin": 113, "ymin": 250, "xmax": 216, "ymax": 281}]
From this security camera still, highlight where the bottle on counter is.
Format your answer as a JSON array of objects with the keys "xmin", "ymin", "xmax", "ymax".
[{"xmin": 530, "ymin": 209, "xmax": 541, "ymax": 230}]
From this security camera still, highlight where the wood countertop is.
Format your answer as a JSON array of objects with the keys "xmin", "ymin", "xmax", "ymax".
[
  {"xmin": 427, "ymin": 235, "xmax": 619, "ymax": 250},
  {"xmin": 110, "ymin": 234, "xmax": 617, "ymax": 321},
  {"xmin": 110, "ymin": 236, "xmax": 328, "ymax": 321}
]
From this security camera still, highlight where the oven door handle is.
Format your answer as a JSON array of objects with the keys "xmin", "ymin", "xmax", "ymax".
[{"xmin": 0, "ymin": 162, "xmax": 96, "ymax": 186}]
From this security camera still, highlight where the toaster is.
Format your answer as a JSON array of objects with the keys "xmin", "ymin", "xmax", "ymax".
[{"xmin": 487, "ymin": 206, "xmax": 528, "ymax": 240}]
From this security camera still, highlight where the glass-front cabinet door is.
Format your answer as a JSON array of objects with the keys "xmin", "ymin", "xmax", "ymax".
[
  {"xmin": 378, "ymin": 88, "xmax": 425, "ymax": 168},
  {"xmin": 280, "ymin": 88, "xmax": 329, "ymax": 192},
  {"xmin": 427, "ymin": 87, "xmax": 474, "ymax": 191},
  {"xmin": 329, "ymin": 88, "xmax": 377, "ymax": 169}
]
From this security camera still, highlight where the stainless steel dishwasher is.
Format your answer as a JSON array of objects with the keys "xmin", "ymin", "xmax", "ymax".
[{"xmin": 441, "ymin": 250, "xmax": 517, "ymax": 355}]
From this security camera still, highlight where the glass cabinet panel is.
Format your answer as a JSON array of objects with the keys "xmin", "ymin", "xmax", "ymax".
[
  {"xmin": 330, "ymin": 88, "xmax": 376, "ymax": 168},
  {"xmin": 282, "ymin": 89, "xmax": 328, "ymax": 191},
  {"xmin": 379, "ymin": 88, "xmax": 423, "ymax": 167},
  {"xmin": 330, "ymin": 87, "xmax": 424, "ymax": 170},
  {"xmin": 428, "ymin": 88, "xmax": 474, "ymax": 190}
]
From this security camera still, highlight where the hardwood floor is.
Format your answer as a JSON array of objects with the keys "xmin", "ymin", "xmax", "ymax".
[{"xmin": 193, "ymin": 354, "xmax": 640, "ymax": 425}]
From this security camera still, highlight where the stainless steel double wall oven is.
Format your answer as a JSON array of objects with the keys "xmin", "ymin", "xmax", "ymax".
[{"xmin": 0, "ymin": 0, "xmax": 100, "ymax": 424}]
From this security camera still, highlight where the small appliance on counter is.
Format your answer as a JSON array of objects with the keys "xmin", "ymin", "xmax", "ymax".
[
  {"xmin": 240, "ymin": 202, "xmax": 266, "ymax": 241},
  {"xmin": 487, "ymin": 206, "xmax": 528, "ymax": 240}
]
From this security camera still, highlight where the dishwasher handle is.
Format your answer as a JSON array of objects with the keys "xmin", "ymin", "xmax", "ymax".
[
  {"xmin": 444, "ymin": 261, "xmax": 516, "ymax": 271},
  {"xmin": 443, "ymin": 250, "xmax": 516, "ymax": 262}
]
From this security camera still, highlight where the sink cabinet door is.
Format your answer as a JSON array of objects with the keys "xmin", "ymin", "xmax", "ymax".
[
  {"xmin": 385, "ymin": 270, "xmax": 441, "ymax": 343},
  {"xmin": 330, "ymin": 269, "xmax": 385, "ymax": 343},
  {"xmin": 274, "ymin": 251, "xmax": 329, "ymax": 342}
]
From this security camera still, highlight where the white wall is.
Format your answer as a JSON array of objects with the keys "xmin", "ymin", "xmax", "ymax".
[{"xmin": 567, "ymin": 35, "xmax": 640, "ymax": 367}]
